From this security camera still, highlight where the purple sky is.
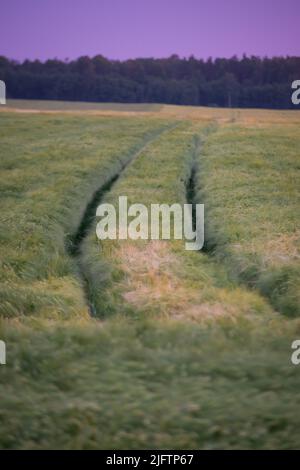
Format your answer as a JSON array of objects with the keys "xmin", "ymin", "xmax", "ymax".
[{"xmin": 0, "ymin": 0, "xmax": 299, "ymax": 61}]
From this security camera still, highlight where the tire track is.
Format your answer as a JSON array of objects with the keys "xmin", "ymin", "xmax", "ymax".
[
  {"xmin": 66, "ymin": 123, "xmax": 178, "ymax": 315},
  {"xmin": 187, "ymin": 125, "xmax": 281, "ymax": 315},
  {"xmin": 186, "ymin": 124, "xmax": 218, "ymax": 252}
]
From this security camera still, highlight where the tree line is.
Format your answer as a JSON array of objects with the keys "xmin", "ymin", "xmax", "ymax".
[{"xmin": 0, "ymin": 54, "xmax": 299, "ymax": 108}]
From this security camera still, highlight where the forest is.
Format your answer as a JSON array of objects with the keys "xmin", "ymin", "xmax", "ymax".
[{"xmin": 0, "ymin": 54, "xmax": 299, "ymax": 108}]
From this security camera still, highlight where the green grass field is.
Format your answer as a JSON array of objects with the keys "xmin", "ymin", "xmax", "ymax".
[{"xmin": 0, "ymin": 101, "xmax": 299, "ymax": 449}]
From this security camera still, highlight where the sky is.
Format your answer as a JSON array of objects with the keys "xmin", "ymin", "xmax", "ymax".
[{"xmin": 0, "ymin": 0, "xmax": 299, "ymax": 61}]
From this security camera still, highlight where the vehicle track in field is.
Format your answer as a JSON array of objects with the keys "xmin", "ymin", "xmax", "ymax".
[
  {"xmin": 66, "ymin": 123, "xmax": 178, "ymax": 315},
  {"xmin": 186, "ymin": 123, "xmax": 281, "ymax": 315},
  {"xmin": 186, "ymin": 124, "xmax": 218, "ymax": 253},
  {"xmin": 186, "ymin": 135, "xmax": 200, "ymax": 234}
]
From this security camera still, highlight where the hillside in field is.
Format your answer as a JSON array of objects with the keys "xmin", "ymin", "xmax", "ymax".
[{"xmin": 0, "ymin": 101, "xmax": 299, "ymax": 449}]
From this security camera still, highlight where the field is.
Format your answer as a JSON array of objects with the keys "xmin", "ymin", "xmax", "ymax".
[{"xmin": 0, "ymin": 100, "xmax": 299, "ymax": 449}]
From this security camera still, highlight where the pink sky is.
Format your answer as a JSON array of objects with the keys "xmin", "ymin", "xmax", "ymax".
[{"xmin": 0, "ymin": 0, "xmax": 299, "ymax": 61}]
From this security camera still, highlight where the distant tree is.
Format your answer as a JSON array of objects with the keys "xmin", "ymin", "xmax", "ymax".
[{"xmin": 0, "ymin": 54, "xmax": 299, "ymax": 108}]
